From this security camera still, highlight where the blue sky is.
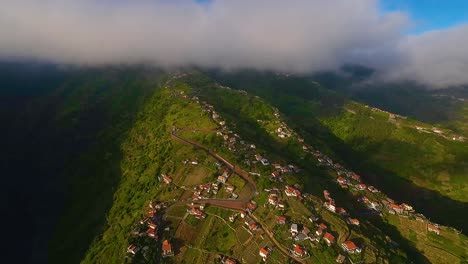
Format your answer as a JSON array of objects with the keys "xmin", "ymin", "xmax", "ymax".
[{"xmin": 381, "ymin": 0, "xmax": 468, "ymax": 33}]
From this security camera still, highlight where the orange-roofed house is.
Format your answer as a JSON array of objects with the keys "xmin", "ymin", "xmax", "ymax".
[
  {"xmin": 323, "ymin": 232, "xmax": 335, "ymax": 246},
  {"xmin": 276, "ymin": 216, "xmax": 287, "ymax": 225},
  {"xmin": 390, "ymin": 203, "xmax": 403, "ymax": 214},
  {"xmin": 341, "ymin": 240, "xmax": 361, "ymax": 253},
  {"xmin": 224, "ymin": 257, "xmax": 237, "ymax": 264},
  {"xmin": 162, "ymin": 175, "xmax": 173, "ymax": 184},
  {"xmin": 428, "ymin": 224, "xmax": 440, "ymax": 235},
  {"xmin": 337, "ymin": 176, "xmax": 346, "ymax": 184},
  {"xmin": 162, "ymin": 240, "xmax": 174, "ymax": 257},
  {"xmin": 293, "ymin": 244, "xmax": 306, "ymax": 257},
  {"xmin": 259, "ymin": 247, "xmax": 271, "ymax": 261},
  {"xmin": 352, "ymin": 174, "xmax": 361, "ymax": 181},
  {"xmin": 348, "ymin": 218, "xmax": 360, "ymax": 226},
  {"xmin": 146, "ymin": 228, "xmax": 157, "ymax": 239}
]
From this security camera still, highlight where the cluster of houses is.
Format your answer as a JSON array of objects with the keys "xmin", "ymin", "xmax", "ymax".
[
  {"xmin": 190, "ymin": 169, "xmax": 238, "ymax": 200},
  {"xmin": 290, "ymin": 223, "xmax": 312, "ymax": 241},
  {"xmin": 276, "ymin": 124, "xmax": 293, "ymax": 138},
  {"xmin": 187, "ymin": 204, "xmax": 206, "ymax": 219},
  {"xmin": 323, "ymin": 189, "xmax": 360, "ymax": 227},
  {"xmin": 127, "ymin": 201, "xmax": 174, "ymax": 259},
  {"xmin": 266, "ymin": 188, "xmax": 286, "ymax": 210},
  {"xmin": 314, "ymin": 147, "xmax": 444, "ymax": 236}
]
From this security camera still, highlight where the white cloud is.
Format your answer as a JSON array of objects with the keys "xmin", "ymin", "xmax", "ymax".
[{"xmin": 0, "ymin": 0, "xmax": 467, "ymax": 87}]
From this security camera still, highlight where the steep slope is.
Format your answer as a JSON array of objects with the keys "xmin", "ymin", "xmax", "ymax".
[
  {"xmin": 184, "ymin": 72, "xmax": 467, "ymax": 263},
  {"xmin": 206, "ymin": 71, "xmax": 468, "ymax": 230},
  {"xmin": 1, "ymin": 65, "xmax": 166, "ymax": 263}
]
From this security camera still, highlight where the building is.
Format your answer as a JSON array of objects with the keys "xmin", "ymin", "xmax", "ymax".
[
  {"xmin": 223, "ymin": 257, "xmax": 237, "ymax": 264},
  {"xmin": 146, "ymin": 228, "xmax": 157, "ymax": 239},
  {"xmin": 246, "ymin": 201, "xmax": 257, "ymax": 214},
  {"xmin": 336, "ymin": 254, "xmax": 346, "ymax": 263},
  {"xmin": 292, "ymin": 244, "xmax": 306, "ymax": 257},
  {"xmin": 324, "ymin": 201, "xmax": 336, "ymax": 213},
  {"xmin": 225, "ymin": 185, "xmax": 235, "ymax": 192},
  {"xmin": 337, "ymin": 177, "xmax": 346, "ymax": 184},
  {"xmin": 260, "ymin": 158, "xmax": 270, "ymax": 166},
  {"xmin": 341, "ymin": 240, "xmax": 361, "ymax": 253},
  {"xmin": 268, "ymin": 194, "xmax": 278, "ymax": 205},
  {"xmin": 315, "ymin": 228, "xmax": 323, "ymax": 236},
  {"xmin": 245, "ymin": 221, "xmax": 259, "ymax": 231},
  {"xmin": 162, "ymin": 240, "xmax": 174, "ymax": 257},
  {"xmin": 390, "ymin": 204, "xmax": 403, "ymax": 214},
  {"xmin": 337, "ymin": 207, "xmax": 347, "ymax": 215},
  {"xmin": 271, "ymin": 170, "xmax": 281, "ymax": 178},
  {"xmin": 259, "ymin": 247, "xmax": 271, "ymax": 261},
  {"xmin": 351, "ymin": 173, "xmax": 361, "ymax": 181},
  {"xmin": 356, "ymin": 183, "xmax": 367, "ymax": 190},
  {"xmin": 127, "ymin": 244, "xmax": 139, "ymax": 255},
  {"xmin": 291, "ymin": 223, "xmax": 302, "ymax": 234},
  {"xmin": 285, "ymin": 185, "xmax": 301, "ymax": 198},
  {"xmin": 217, "ymin": 175, "xmax": 228, "ymax": 183},
  {"xmin": 348, "ymin": 218, "xmax": 360, "ymax": 226},
  {"xmin": 323, "ymin": 232, "xmax": 335, "ymax": 246},
  {"xmin": 276, "ymin": 216, "xmax": 287, "ymax": 225},
  {"xmin": 162, "ymin": 175, "xmax": 173, "ymax": 184},
  {"xmin": 428, "ymin": 224, "xmax": 440, "ymax": 235}
]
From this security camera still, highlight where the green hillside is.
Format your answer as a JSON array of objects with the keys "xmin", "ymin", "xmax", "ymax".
[
  {"xmin": 206, "ymin": 71, "xmax": 468, "ymax": 228},
  {"xmin": 3, "ymin": 67, "xmax": 467, "ymax": 264},
  {"xmin": 183, "ymin": 72, "xmax": 467, "ymax": 263}
]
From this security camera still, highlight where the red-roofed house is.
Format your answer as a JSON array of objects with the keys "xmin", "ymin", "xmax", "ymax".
[
  {"xmin": 337, "ymin": 177, "xmax": 346, "ymax": 184},
  {"xmin": 341, "ymin": 241, "xmax": 361, "ymax": 253},
  {"xmin": 162, "ymin": 175, "xmax": 172, "ymax": 184},
  {"xmin": 352, "ymin": 174, "xmax": 361, "ymax": 181},
  {"xmin": 348, "ymin": 218, "xmax": 360, "ymax": 226},
  {"xmin": 268, "ymin": 194, "xmax": 278, "ymax": 205},
  {"xmin": 323, "ymin": 232, "xmax": 335, "ymax": 246},
  {"xmin": 293, "ymin": 244, "xmax": 306, "ymax": 257},
  {"xmin": 276, "ymin": 216, "xmax": 287, "ymax": 225},
  {"xmin": 390, "ymin": 204, "xmax": 403, "ymax": 214},
  {"xmin": 428, "ymin": 224, "xmax": 440, "ymax": 235},
  {"xmin": 146, "ymin": 228, "xmax": 157, "ymax": 239},
  {"xmin": 223, "ymin": 258, "xmax": 237, "ymax": 264},
  {"xmin": 225, "ymin": 185, "xmax": 235, "ymax": 192},
  {"xmin": 315, "ymin": 228, "xmax": 323, "ymax": 236},
  {"xmin": 271, "ymin": 170, "xmax": 280, "ymax": 178},
  {"xmin": 356, "ymin": 183, "xmax": 367, "ymax": 190},
  {"xmin": 318, "ymin": 223, "xmax": 327, "ymax": 230},
  {"xmin": 337, "ymin": 207, "xmax": 347, "ymax": 215}
]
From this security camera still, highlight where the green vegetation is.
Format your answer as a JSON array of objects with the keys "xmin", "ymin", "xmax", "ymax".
[
  {"xmin": 5, "ymin": 65, "xmax": 466, "ymax": 264},
  {"xmin": 206, "ymin": 71, "xmax": 468, "ymax": 229}
]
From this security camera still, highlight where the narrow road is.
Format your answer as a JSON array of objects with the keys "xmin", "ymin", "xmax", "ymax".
[{"xmin": 171, "ymin": 127, "xmax": 306, "ymax": 263}]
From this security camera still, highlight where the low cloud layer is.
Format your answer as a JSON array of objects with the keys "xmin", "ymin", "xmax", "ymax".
[{"xmin": 1, "ymin": 0, "xmax": 467, "ymax": 87}]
